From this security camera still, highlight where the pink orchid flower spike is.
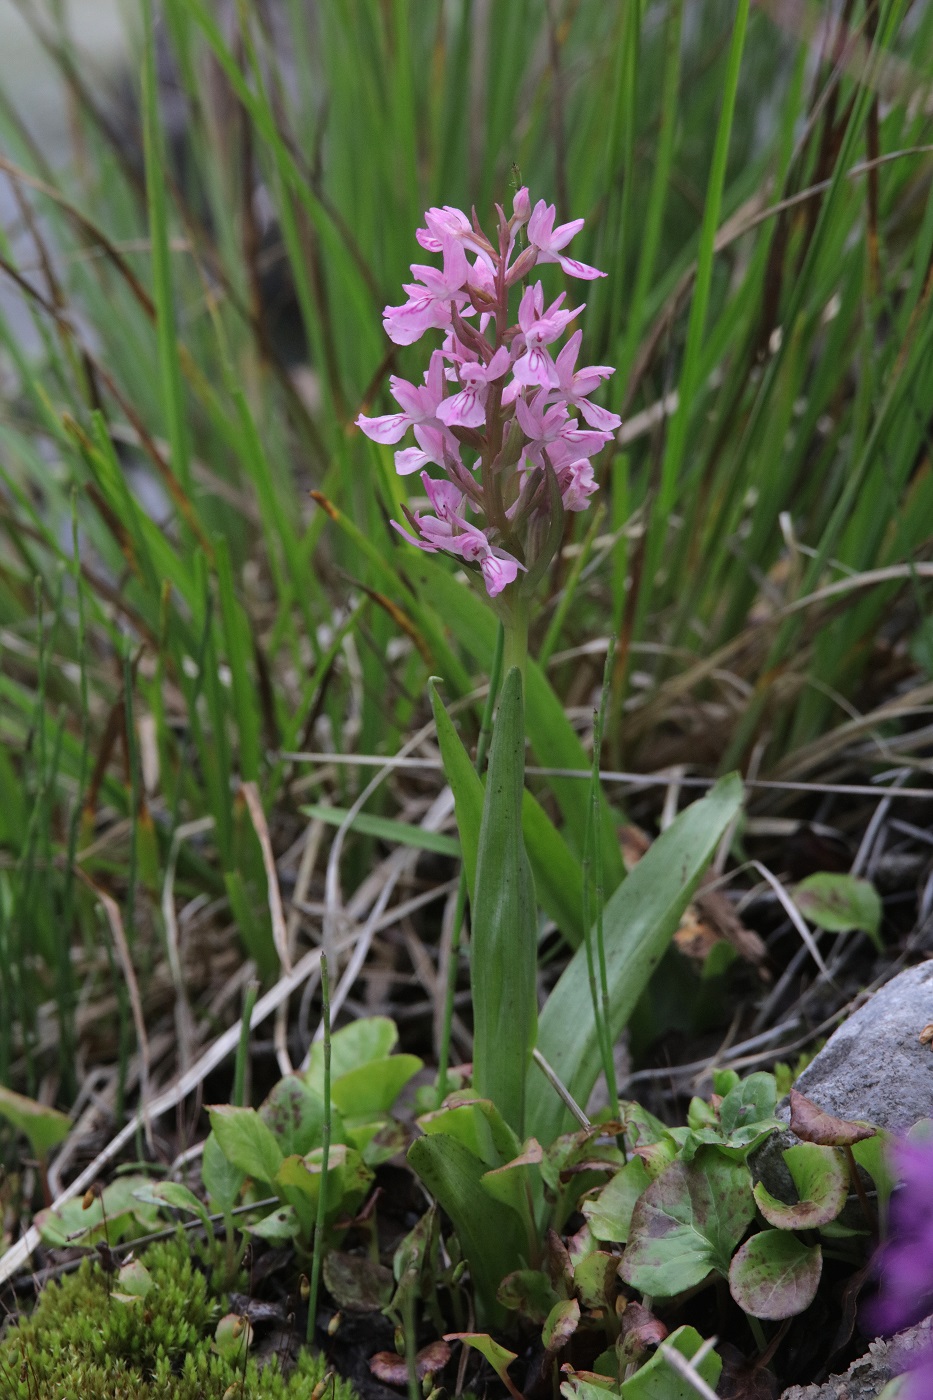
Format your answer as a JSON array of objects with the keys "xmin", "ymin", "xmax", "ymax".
[{"xmin": 359, "ymin": 190, "xmax": 616, "ymax": 600}]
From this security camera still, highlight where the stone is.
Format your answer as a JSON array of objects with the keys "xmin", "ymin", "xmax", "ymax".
[
  {"xmin": 786, "ymin": 964, "xmax": 933, "ymax": 1133},
  {"xmin": 779, "ymin": 1315, "xmax": 933, "ymax": 1399},
  {"xmin": 751, "ymin": 963, "xmax": 933, "ymax": 1209}
]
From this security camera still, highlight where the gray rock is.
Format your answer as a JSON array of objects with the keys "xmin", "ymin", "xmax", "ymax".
[
  {"xmin": 786, "ymin": 964, "xmax": 933, "ymax": 1132},
  {"xmin": 751, "ymin": 964, "xmax": 933, "ymax": 1207},
  {"xmin": 779, "ymin": 1315, "xmax": 933, "ymax": 1399}
]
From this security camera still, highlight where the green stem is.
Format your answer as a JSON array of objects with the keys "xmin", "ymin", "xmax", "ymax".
[
  {"xmin": 502, "ymin": 599, "xmax": 529, "ymax": 682},
  {"xmin": 308, "ymin": 955, "xmax": 332, "ymax": 1343},
  {"xmin": 435, "ymin": 624, "xmax": 505, "ymax": 1109}
]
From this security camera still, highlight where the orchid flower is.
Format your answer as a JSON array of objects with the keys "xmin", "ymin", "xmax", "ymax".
[{"xmin": 356, "ymin": 189, "xmax": 618, "ymax": 603}]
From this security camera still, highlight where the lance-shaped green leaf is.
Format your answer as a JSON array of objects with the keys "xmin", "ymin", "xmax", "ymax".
[
  {"xmin": 471, "ymin": 666, "xmax": 537, "ymax": 1137},
  {"xmin": 431, "ymin": 680, "xmax": 484, "ymax": 899},
  {"xmin": 529, "ymin": 774, "xmax": 744, "ymax": 1144}
]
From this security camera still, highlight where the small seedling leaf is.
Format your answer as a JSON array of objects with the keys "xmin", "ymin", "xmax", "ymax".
[
  {"xmin": 331, "ymin": 1053, "xmax": 423, "ymax": 1118},
  {"xmin": 445, "ymin": 1332, "xmax": 518, "ymax": 1384},
  {"xmin": 497, "ymin": 1268, "xmax": 559, "ymax": 1321},
  {"xmin": 202, "ymin": 1129, "xmax": 245, "ymax": 1213},
  {"xmin": 115, "ymin": 1259, "xmax": 153, "ymax": 1299},
  {"xmin": 305, "ymin": 1016, "xmax": 398, "ymax": 1091},
  {"xmin": 729, "ymin": 1230, "xmax": 822, "ymax": 1319},
  {"xmin": 794, "ymin": 872, "xmax": 882, "ymax": 947},
  {"xmin": 208, "ymin": 1105, "xmax": 284, "ymax": 1184},
  {"xmin": 323, "ymin": 1250, "xmax": 395, "ymax": 1312},
  {"xmin": 719, "ymin": 1073, "xmax": 777, "ymax": 1135},
  {"xmin": 620, "ymin": 1149, "xmax": 754, "ymax": 1296},
  {"xmin": 753, "ymin": 1143, "xmax": 848, "ymax": 1228},
  {"xmin": 0, "ymin": 1085, "xmax": 71, "ymax": 1160},
  {"xmin": 132, "ymin": 1181, "xmax": 212, "ymax": 1231},
  {"xmin": 543, "ymin": 1297, "xmax": 581, "ymax": 1359},
  {"xmin": 247, "ymin": 1205, "xmax": 301, "ymax": 1242},
  {"xmin": 259, "ymin": 1075, "xmax": 326, "ymax": 1157}
]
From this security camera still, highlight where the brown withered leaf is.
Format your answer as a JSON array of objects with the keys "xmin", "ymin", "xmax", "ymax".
[
  {"xmin": 691, "ymin": 881, "xmax": 768, "ymax": 966},
  {"xmin": 369, "ymin": 1341, "xmax": 451, "ymax": 1386},
  {"xmin": 788, "ymin": 1089, "xmax": 876, "ymax": 1147}
]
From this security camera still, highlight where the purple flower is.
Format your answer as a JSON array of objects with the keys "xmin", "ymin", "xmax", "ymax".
[
  {"xmin": 436, "ymin": 346, "xmax": 510, "ymax": 429},
  {"xmin": 512, "ymin": 284, "xmax": 582, "ymax": 389},
  {"xmin": 527, "ymin": 199, "xmax": 607, "ymax": 281},
  {"xmin": 359, "ymin": 191, "xmax": 617, "ymax": 599},
  {"xmin": 869, "ymin": 1138, "xmax": 933, "ymax": 1336},
  {"xmin": 383, "ymin": 237, "xmax": 473, "ymax": 345},
  {"xmin": 550, "ymin": 331, "xmax": 622, "ymax": 432}
]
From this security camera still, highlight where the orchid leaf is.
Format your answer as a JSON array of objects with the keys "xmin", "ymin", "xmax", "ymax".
[
  {"xmin": 430, "ymin": 678, "xmax": 584, "ymax": 944},
  {"xmin": 409, "ymin": 1132, "xmax": 527, "ymax": 1328},
  {"xmin": 529, "ymin": 774, "xmax": 744, "ymax": 1143},
  {"xmin": 301, "ymin": 803, "xmax": 460, "ymax": 857}
]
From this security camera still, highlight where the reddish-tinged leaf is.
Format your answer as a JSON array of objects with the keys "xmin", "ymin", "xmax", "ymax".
[
  {"xmin": 545, "ymin": 1228, "xmax": 575, "ymax": 1292},
  {"xmin": 619, "ymin": 1300, "xmax": 668, "ymax": 1352},
  {"xmin": 370, "ymin": 1341, "xmax": 451, "ymax": 1385},
  {"xmin": 543, "ymin": 1298, "xmax": 581, "ymax": 1360},
  {"xmin": 788, "ymin": 1090, "xmax": 876, "ymax": 1147},
  {"xmin": 752, "ymin": 1143, "xmax": 848, "ymax": 1229},
  {"xmin": 729, "ymin": 1231, "xmax": 821, "ymax": 1319}
]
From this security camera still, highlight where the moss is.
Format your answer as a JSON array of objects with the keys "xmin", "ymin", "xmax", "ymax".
[{"xmin": 0, "ymin": 1235, "xmax": 358, "ymax": 1400}]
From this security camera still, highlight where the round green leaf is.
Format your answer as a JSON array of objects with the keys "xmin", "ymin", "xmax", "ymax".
[
  {"xmin": 729, "ymin": 1230, "xmax": 821, "ymax": 1319},
  {"xmin": 620, "ymin": 1149, "xmax": 754, "ymax": 1296},
  {"xmin": 753, "ymin": 1143, "xmax": 848, "ymax": 1228}
]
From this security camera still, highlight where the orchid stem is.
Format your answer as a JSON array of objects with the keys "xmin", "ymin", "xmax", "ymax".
[{"xmin": 502, "ymin": 600, "xmax": 529, "ymax": 683}]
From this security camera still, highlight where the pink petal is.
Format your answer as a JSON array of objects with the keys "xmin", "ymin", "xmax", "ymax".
[
  {"xmin": 527, "ymin": 200, "xmax": 555, "ymax": 248},
  {"xmin": 394, "ymin": 447, "xmax": 431, "ymax": 476},
  {"xmin": 577, "ymin": 399, "xmax": 622, "ymax": 432},
  {"xmin": 556, "ymin": 254, "xmax": 606, "ymax": 280},
  {"xmin": 357, "ymin": 412, "xmax": 410, "ymax": 444},
  {"xmin": 436, "ymin": 389, "xmax": 486, "ymax": 429},
  {"xmin": 480, "ymin": 550, "xmax": 523, "ymax": 597}
]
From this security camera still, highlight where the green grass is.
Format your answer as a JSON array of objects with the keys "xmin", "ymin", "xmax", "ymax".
[{"xmin": 0, "ymin": 0, "xmax": 931, "ymax": 1108}]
